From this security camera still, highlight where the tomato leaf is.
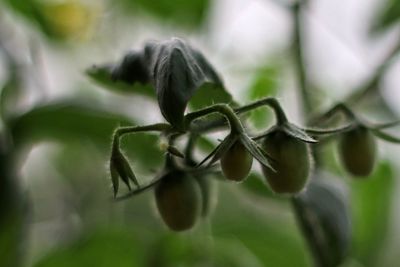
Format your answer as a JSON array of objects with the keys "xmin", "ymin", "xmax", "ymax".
[
  {"xmin": 146, "ymin": 38, "xmax": 226, "ymax": 128},
  {"xmin": 86, "ymin": 60, "xmax": 156, "ymax": 98},
  {"xmin": 9, "ymin": 99, "xmax": 133, "ymax": 150},
  {"xmin": 88, "ymin": 38, "xmax": 229, "ymax": 128}
]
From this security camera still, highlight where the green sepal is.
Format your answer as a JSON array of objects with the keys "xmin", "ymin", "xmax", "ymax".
[
  {"xmin": 369, "ymin": 120, "xmax": 400, "ymax": 130},
  {"xmin": 239, "ymin": 133, "xmax": 274, "ymax": 171},
  {"xmin": 281, "ymin": 123, "xmax": 317, "ymax": 143},
  {"xmin": 110, "ymin": 149, "xmax": 139, "ymax": 192},
  {"xmin": 371, "ymin": 128, "xmax": 400, "ymax": 143},
  {"xmin": 197, "ymin": 134, "xmax": 238, "ymax": 167},
  {"xmin": 110, "ymin": 161, "xmax": 119, "ymax": 198}
]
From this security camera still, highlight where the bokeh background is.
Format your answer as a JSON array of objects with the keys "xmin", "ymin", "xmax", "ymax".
[{"xmin": 1, "ymin": 0, "xmax": 400, "ymax": 266}]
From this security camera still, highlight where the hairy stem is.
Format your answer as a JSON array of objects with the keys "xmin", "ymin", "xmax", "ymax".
[
  {"xmin": 112, "ymin": 123, "xmax": 172, "ymax": 150},
  {"xmin": 235, "ymin": 97, "xmax": 288, "ymax": 125},
  {"xmin": 292, "ymin": 2, "xmax": 312, "ymax": 116},
  {"xmin": 309, "ymin": 103, "xmax": 356, "ymax": 126},
  {"xmin": 184, "ymin": 103, "xmax": 245, "ymax": 134},
  {"xmin": 188, "ymin": 97, "xmax": 289, "ymax": 134}
]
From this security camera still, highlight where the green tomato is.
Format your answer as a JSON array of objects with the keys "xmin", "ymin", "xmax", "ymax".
[
  {"xmin": 261, "ymin": 131, "xmax": 311, "ymax": 194},
  {"xmin": 338, "ymin": 126, "xmax": 376, "ymax": 177},
  {"xmin": 155, "ymin": 171, "xmax": 202, "ymax": 231},
  {"xmin": 220, "ymin": 141, "xmax": 253, "ymax": 182}
]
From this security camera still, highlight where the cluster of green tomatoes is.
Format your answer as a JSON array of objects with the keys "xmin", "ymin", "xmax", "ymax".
[
  {"xmin": 111, "ymin": 100, "xmax": 397, "ymax": 232},
  {"xmin": 90, "ymin": 38, "xmax": 399, "ymax": 232}
]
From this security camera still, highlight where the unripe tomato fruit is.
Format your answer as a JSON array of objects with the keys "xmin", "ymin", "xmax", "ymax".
[
  {"xmin": 261, "ymin": 131, "xmax": 311, "ymax": 194},
  {"xmin": 155, "ymin": 171, "xmax": 202, "ymax": 231},
  {"xmin": 220, "ymin": 141, "xmax": 253, "ymax": 182},
  {"xmin": 338, "ymin": 126, "xmax": 376, "ymax": 177}
]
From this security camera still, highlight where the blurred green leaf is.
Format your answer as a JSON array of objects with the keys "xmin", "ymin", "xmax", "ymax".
[
  {"xmin": 293, "ymin": 176, "xmax": 351, "ymax": 267},
  {"xmin": 371, "ymin": 0, "xmax": 400, "ymax": 32},
  {"xmin": 10, "ymin": 99, "xmax": 165, "ymax": 174},
  {"xmin": 350, "ymin": 161, "xmax": 394, "ymax": 266},
  {"xmin": 119, "ymin": 0, "xmax": 210, "ymax": 28},
  {"xmin": 88, "ymin": 38, "xmax": 230, "ymax": 128},
  {"xmin": 246, "ymin": 66, "xmax": 279, "ymax": 129},
  {"xmin": 33, "ymin": 228, "xmax": 144, "ymax": 267},
  {"xmin": 86, "ymin": 64, "xmax": 156, "ymax": 98},
  {"xmin": 10, "ymin": 100, "xmax": 132, "ymax": 150},
  {"xmin": 188, "ymin": 82, "xmax": 233, "ymax": 112}
]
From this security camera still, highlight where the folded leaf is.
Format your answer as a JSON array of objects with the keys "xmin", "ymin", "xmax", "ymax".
[
  {"xmin": 88, "ymin": 38, "xmax": 231, "ymax": 128},
  {"xmin": 146, "ymin": 38, "xmax": 226, "ymax": 128}
]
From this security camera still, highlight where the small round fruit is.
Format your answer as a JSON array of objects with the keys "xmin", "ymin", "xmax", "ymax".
[
  {"xmin": 194, "ymin": 175, "xmax": 218, "ymax": 217},
  {"xmin": 338, "ymin": 126, "xmax": 376, "ymax": 177},
  {"xmin": 261, "ymin": 131, "xmax": 311, "ymax": 194},
  {"xmin": 155, "ymin": 171, "xmax": 202, "ymax": 231},
  {"xmin": 220, "ymin": 141, "xmax": 253, "ymax": 182}
]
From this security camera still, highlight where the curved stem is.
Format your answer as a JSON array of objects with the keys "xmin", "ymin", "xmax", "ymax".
[
  {"xmin": 309, "ymin": 103, "xmax": 356, "ymax": 126},
  {"xmin": 234, "ymin": 97, "xmax": 288, "ymax": 125},
  {"xmin": 184, "ymin": 103, "xmax": 245, "ymax": 134},
  {"xmin": 112, "ymin": 123, "xmax": 172, "ymax": 151}
]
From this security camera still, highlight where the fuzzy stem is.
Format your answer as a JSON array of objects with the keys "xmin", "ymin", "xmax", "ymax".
[
  {"xmin": 292, "ymin": 2, "xmax": 312, "ymax": 117},
  {"xmin": 234, "ymin": 97, "xmax": 288, "ymax": 125},
  {"xmin": 309, "ymin": 103, "xmax": 356, "ymax": 126},
  {"xmin": 114, "ymin": 175, "xmax": 164, "ymax": 201},
  {"xmin": 188, "ymin": 97, "xmax": 288, "ymax": 134},
  {"xmin": 184, "ymin": 103, "xmax": 245, "ymax": 134},
  {"xmin": 112, "ymin": 123, "xmax": 171, "ymax": 151}
]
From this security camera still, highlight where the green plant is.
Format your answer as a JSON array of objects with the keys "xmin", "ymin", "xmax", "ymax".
[
  {"xmin": 2, "ymin": 0, "xmax": 400, "ymax": 266},
  {"xmin": 85, "ymin": 3, "xmax": 400, "ymax": 265}
]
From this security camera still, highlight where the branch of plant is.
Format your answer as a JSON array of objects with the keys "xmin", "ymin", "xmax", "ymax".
[
  {"xmin": 345, "ymin": 35, "xmax": 400, "ymax": 105},
  {"xmin": 292, "ymin": 1, "xmax": 312, "ymax": 117},
  {"xmin": 188, "ymin": 97, "xmax": 289, "ymax": 134}
]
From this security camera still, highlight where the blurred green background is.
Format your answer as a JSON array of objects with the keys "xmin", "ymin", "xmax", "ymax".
[{"xmin": 1, "ymin": 0, "xmax": 400, "ymax": 266}]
